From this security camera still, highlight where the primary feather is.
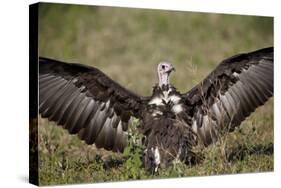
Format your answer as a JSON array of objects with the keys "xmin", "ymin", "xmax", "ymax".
[
  {"xmin": 39, "ymin": 57, "xmax": 145, "ymax": 152},
  {"xmin": 184, "ymin": 47, "xmax": 273, "ymax": 146}
]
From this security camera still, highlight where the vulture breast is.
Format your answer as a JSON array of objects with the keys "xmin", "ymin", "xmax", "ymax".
[
  {"xmin": 142, "ymin": 85, "xmax": 195, "ymax": 171},
  {"xmin": 148, "ymin": 85, "xmax": 184, "ymax": 117}
]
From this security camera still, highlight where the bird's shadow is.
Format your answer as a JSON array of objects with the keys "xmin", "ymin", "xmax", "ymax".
[
  {"xmin": 102, "ymin": 157, "xmax": 126, "ymax": 170},
  {"xmin": 226, "ymin": 142, "xmax": 273, "ymax": 162}
]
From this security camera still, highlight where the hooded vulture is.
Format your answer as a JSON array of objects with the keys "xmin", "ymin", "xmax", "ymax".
[{"xmin": 39, "ymin": 47, "xmax": 273, "ymax": 172}]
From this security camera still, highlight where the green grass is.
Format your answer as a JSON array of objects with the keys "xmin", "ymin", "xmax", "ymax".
[{"xmin": 38, "ymin": 3, "xmax": 273, "ymax": 186}]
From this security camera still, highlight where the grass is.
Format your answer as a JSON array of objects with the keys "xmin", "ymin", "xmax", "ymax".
[{"xmin": 37, "ymin": 3, "xmax": 274, "ymax": 186}]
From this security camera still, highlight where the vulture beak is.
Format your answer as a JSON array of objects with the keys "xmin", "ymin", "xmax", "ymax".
[{"xmin": 168, "ymin": 66, "xmax": 175, "ymax": 74}]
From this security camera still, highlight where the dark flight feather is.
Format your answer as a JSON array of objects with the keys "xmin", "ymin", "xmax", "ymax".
[
  {"xmin": 183, "ymin": 47, "xmax": 273, "ymax": 146},
  {"xmin": 39, "ymin": 57, "xmax": 146, "ymax": 152}
]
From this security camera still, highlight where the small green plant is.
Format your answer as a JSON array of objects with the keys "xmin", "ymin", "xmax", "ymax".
[
  {"xmin": 120, "ymin": 118, "xmax": 148, "ymax": 179},
  {"xmin": 122, "ymin": 144, "xmax": 147, "ymax": 179}
]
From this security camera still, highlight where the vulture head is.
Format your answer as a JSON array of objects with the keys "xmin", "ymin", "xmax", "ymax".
[{"xmin": 157, "ymin": 62, "xmax": 175, "ymax": 86}]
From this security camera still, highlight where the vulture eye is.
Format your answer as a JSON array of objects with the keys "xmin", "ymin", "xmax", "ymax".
[{"xmin": 162, "ymin": 65, "xmax": 165, "ymax": 69}]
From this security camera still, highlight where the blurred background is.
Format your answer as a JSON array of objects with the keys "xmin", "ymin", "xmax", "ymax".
[
  {"xmin": 38, "ymin": 3, "xmax": 273, "ymax": 185},
  {"xmin": 39, "ymin": 3, "xmax": 273, "ymax": 95}
]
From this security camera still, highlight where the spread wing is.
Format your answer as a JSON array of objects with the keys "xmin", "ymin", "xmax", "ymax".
[
  {"xmin": 39, "ymin": 57, "xmax": 147, "ymax": 152},
  {"xmin": 183, "ymin": 47, "xmax": 273, "ymax": 146}
]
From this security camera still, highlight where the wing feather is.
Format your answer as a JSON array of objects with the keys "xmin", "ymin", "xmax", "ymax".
[
  {"xmin": 71, "ymin": 97, "xmax": 93, "ymax": 131},
  {"xmin": 39, "ymin": 57, "xmax": 146, "ymax": 152},
  {"xmin": 184, "ymin": 47, "xmax": 273, "ymax": 145},
  {"xmin": 39, "ymin": 76, "xmax": 62, "ymax": 90},
  {"xmin": 67, "ymin": 97, "xmax": 91, "ymax": 133}
]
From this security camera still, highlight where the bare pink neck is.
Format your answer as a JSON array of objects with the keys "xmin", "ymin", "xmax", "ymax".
[{"xmin": 158, "ymin": 72, "xmax": 169, "ymax": 87}]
